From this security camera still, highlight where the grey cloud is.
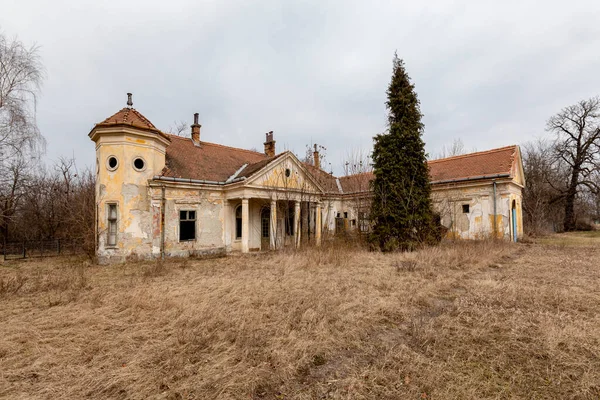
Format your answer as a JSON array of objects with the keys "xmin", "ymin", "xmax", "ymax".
[{"xmin": 1, "ymin": 0, "xmax": 599, "ymax": 174}]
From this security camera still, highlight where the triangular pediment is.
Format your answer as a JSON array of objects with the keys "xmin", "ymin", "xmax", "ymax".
[{"xmin": 243, "ymin": 152, "xmax": 324, "ymax": 194}]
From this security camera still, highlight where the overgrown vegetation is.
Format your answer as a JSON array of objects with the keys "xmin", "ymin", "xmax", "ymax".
[
  {"xmin": 0, "ymin": 32, "xmax": 96, "ymax": 256},
  {"xmin": 370, "ymin": 54, "xmax": 439, "ymax": 251},
  {"xmin": 1, "ymin": 237, "xmax": 599, "ymax": 399}
]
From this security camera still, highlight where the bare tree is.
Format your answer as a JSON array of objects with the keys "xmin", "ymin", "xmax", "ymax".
[
  {"xmin": 341, "ymin": 149, "xmax": 373, "ymax": 238},
  {"xmin": 547, "ymin": 96, "xmax": 600, "ymax": 231},
  {"xmin": 166, "ymin": 120, "xmax": 188, "ymax": 136},
  {"xmin": 302, "ymin": 143, "xmax": 329, "ymax": 172},
  {"xmin": 432, "ymin": 138, "xmax": 466, "ymax": 160},
  {"xmin": 0, "ymin": 33, "xmax": 45, "ymax": 161},
  {"xmin": 521, "ymin": 140, "xmax": 568, "ymax": 234},
  {"xmin": 0, "ymin": 156, "xmax": 30, "ymax": 240},
  {"xmin": 0, "ymin": 33, "xmax": 45, "ymax": 242}
]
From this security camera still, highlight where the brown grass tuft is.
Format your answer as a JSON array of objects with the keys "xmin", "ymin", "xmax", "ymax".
[{"xmin": 1, "ymin": 237, "xmax": 599, "ymax": 399}]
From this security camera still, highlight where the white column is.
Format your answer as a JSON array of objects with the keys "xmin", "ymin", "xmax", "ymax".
[
  {"xmin": 241, "ymin": 198, "xmax": 249, "ymax": 253},
  {"xmin": 328, "ymin": 201, "xmax": 334, "ymax": 235},
  {"xmin": 316, "ymin": 202, "xmax": 322, "ymax": 246},
  {"xmin": 294, "ymin": 200, "xmax": 301, "ymax": 248},
  {"xmin": 270, "ymin": 199, "xmax": 277, "ymax": 250}
]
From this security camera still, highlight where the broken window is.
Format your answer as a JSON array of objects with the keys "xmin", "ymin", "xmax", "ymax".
[
  {"xmin": 358, "ymin": 211, "xmax": 371, "ymax": 233},
  {"xmin": 462, "ymin": 204, "xmax": 470, "ymax": 214},
  {"xmin": 107, "ymin": 203, "xmax": 118, "ymax": 247},
  {"xmin": 179, "ymin": 210, "xmax": 196, "ymax": 241},
  {"xmin": 235, "ymin": 205, "xmax": 242, "ymax": 239}
]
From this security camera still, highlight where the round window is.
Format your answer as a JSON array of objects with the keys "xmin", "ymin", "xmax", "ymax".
[
  {"xmin": 285, "ymin": 168, "xmax": 291, "ymax": 177},
  {"xmin": 133, "ymin": 157, "xmax": 146, "ymax": 171},
  {"xmin": 106, "ymin": 156, "xmax": 118, "ymax": 171}
]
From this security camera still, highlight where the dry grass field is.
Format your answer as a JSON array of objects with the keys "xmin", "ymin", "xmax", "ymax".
[{"xmin": 1, "ymin": 235, "xmax": 600, "ymax": 400}]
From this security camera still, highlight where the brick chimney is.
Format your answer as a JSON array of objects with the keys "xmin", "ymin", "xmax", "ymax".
[
  {"xmin": 313, "ymin": 143, "xmax": 320, "ymax": 170},
  {"xmin": 191, "ymin": 113, "xmax": 201, "ymax": 144},
  {"xmin": 264, "ymin": 131, "xmax": 275, "ymax": 157}
]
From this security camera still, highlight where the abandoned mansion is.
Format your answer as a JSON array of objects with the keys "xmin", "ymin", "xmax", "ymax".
[{"xmin": 90, "ymin": 95, "xmax": 525, "ymax": 263}]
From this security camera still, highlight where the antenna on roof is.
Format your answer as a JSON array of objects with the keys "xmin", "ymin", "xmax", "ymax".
[{"xmin": 127, "ymin": 93, "xmax": 133, "ymax": 107}]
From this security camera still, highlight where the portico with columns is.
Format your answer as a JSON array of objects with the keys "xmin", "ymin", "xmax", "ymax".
[{"xmin": 223, "ymin": 152, "xmax": 325, "ymax": 253}]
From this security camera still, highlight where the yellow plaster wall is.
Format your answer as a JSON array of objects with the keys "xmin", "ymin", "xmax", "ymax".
[
  {"xmin": 257, "ymin": 158, "xmax": 319, "ymax": 193},
  {"xmin": 94, "ymin": 130, "xmax": 167, "ymax": 262},
  {"xmin": 431, "ymin": 181, "xmax": 523, "ymax": 241}
]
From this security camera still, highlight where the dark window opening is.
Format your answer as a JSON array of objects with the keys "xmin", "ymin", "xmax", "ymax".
[
  {"xmin": 133, "ymin": 157, "xmax": 145, "ymax": 170},
  {"xmin": 235, "ymin": 205, "xmax": 242, "ymax": 239},
  {"xmin": 285, "ymin": 168, "xmax": 291, "ymax": 177},
  {"xmin": 261, "ymin": 208, "xmax": 270, "ymax": 238},
  {"xmin": 179, "ymin": 210, "xmax": 196, "ymax": 241},
  {"xmin": 351, "ymin": 219, "xmax": 356, "ymax": 226},
  {"xmin": 462, "ymin": 204, "xmax": 470, "ymax": 214},
  {"xmin": 107, "ymin": 204, "xmax": 118, "ymax": 246},
  {"xmin": 344, "ymin": 212, "xmax": 348, "ymax": 219},
  {"xmin": 336, "ymin": 212, "xmax": 341, "ymax": 218},
  {"xmin": 284, "ymin": 207, "xmax": 295, "ymax": 236},
  {"xmin": 107, "ymin": 156, "xmax": 118, "ymax": 170}
]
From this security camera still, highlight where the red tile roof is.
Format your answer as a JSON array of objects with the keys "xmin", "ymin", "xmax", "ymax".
[
  {"xmin": 95, "ymin": 107, "xmax": 170, "ymax": 140},
  {"xmin": 428, "ymin": 145, "xmax": 518, "ymax": 183},
  {"xmin": 334, "ymin": 145, "xmax": 519, "ymax": 194},
  {"xmin": 303, "ymin": 163, "xmax": 340, "ymax": 194},
  {"xmin": 161, "ymin": 135, "xmax": 269, "ymax": 182},
  {"xmin": 338, "ymin": 172, "xmax": 373, "ymax": 194}
]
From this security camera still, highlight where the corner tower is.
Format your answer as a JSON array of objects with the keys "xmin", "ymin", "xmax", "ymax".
[{"xmin": 89, "ymin": 93, "xmax": 171, "ymax": 263}]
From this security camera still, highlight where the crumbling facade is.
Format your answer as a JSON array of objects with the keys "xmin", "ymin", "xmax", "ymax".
[{"xmin": 90, "ymin": 95, "xmax": 524, "ymax": 263}]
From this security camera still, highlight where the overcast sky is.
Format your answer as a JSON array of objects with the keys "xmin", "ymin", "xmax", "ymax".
[{"xmin": 2, "ymin": 0, "xmax": 599, "ymax": 175}]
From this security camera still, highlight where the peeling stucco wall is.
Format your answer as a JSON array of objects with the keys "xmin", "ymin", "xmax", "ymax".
[
  {"xmin": 159, "ymin": 188, "xmax": 226, "ymax": 258},
  {"xmin": 94, "ymin": 131, "xmax": 166, "ymax": 263},
  {"xmin": 431, "ymin": 181, "xmax": 523, "ymax": 240}
]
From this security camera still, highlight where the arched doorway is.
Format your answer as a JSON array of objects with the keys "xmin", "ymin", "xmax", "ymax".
[
  {"xmin": 511, "ymin": 200, "xmax": 517, "ymax": 243},
  {"xmin": 261, "ymin": 207, "xmax": 270, "ymax": 250}
]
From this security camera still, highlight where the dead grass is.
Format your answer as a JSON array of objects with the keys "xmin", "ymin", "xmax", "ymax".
[{"xmin": 1, "ymin": 238, "xmax": 599, "ymax": 399}]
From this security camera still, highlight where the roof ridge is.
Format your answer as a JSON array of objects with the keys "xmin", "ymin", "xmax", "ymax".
[
  {"xmin": 429, "ymin": 145, "xmax": 517, "ymax": 164},
  {"xmin": 166, "ymin": 134, "xmax": 267, "ymax": 156},
  {"xmin": 339, "ymin": 171, "xmax": 373, "ymax": 179}
]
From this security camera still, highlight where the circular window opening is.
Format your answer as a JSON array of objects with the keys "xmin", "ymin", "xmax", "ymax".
[
  {"xmin": 107, "ymin": 156, "xmax": 118, "ymax": 171},
  {"xmin": 133, "ymin": 157, "xmax": 146, "ymax": 171},
  {"xmin": 285, "ymin": 168, "xmax": 291, "ymax": 177}
]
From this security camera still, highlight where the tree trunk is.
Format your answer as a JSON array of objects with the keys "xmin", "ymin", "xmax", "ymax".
[{"xmin": 563, "ymin": 168, "xmax": 580, "ymax": 231}]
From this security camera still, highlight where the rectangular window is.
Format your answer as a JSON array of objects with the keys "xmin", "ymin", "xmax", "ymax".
[
  {"xmin": 358, "ymin": 211, "xmax": 371, "ymax": 233},
  {"xmin": 344, "ymin": 212, "xmax": 348, "ymax": 219},
  {"xmin": 462, "ymin": 204, "xmax": 470, "ymax": 214},
  {"xmin": 179, "ymin": 210, "xmax": 196, "ymax": 241},
  {"xmin": 235, "ymin": 205, "xmax": 242, "ymax": 240},
  {"xmin": 107, "ymin": 203, "xmax": 118, "ymax": 247}
]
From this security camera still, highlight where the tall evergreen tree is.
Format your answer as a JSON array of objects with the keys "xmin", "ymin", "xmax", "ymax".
[{"xmin": 370, "ymin": 54, "xmax": 438, "ymax": 251}]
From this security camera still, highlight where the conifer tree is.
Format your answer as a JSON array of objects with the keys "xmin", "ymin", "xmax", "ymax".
[{"xmin": 370, "ymin": 54, "xmax": 439, "ymax": 251}]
